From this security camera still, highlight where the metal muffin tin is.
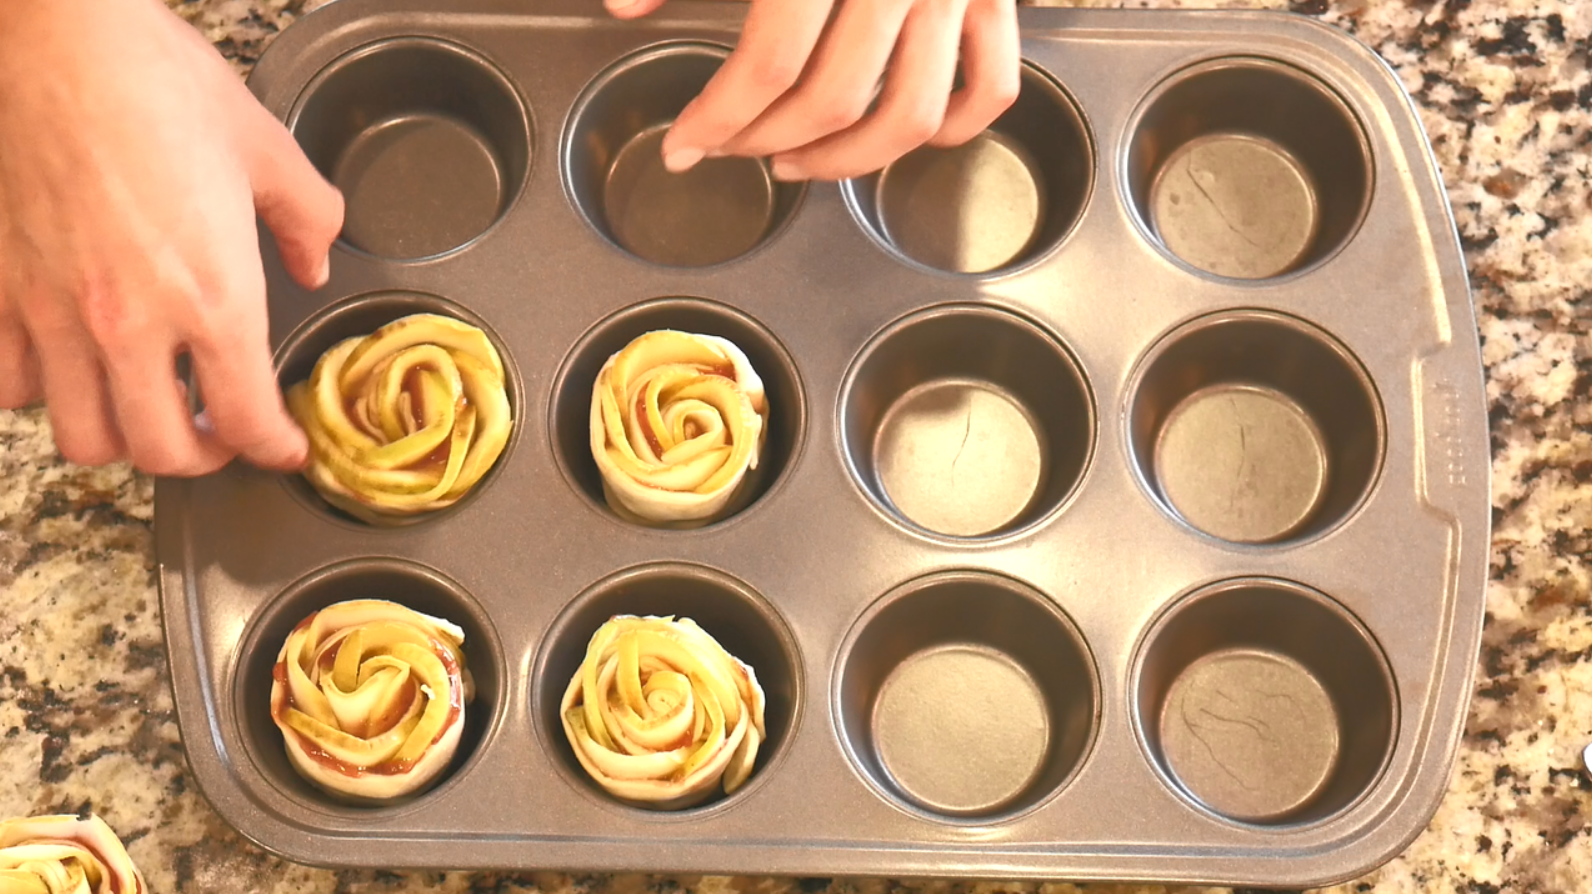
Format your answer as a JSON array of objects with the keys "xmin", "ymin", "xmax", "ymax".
[{"xmin": 153, "ymin": 0, "xmax": 1490, "ymax": 886}]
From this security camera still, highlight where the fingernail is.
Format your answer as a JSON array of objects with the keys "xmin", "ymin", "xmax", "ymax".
[
  {"xmin": 771, "ymin": 158, "xmax": 806, "ymax": 182},
  {"xmin": 313, "ymin": 254, "xmax": 331, "ymax": 289},
  {"xmin": 605, "ymin": 0, "xmax": 640, "ymax": 12},
  {"xmin": 275, "ymin": 426, "xmax": 310, "ymax": 472},
  {"xmin": 287, "ymin": 437, "xmax": 309, "ymax": 471},
  {"xmin": 704, "ymin": 148, "xmax": 726, "ymax": 159},
  {"xmin": 663, "ymin": 147, "xmax": 705, "ymax": 173}
]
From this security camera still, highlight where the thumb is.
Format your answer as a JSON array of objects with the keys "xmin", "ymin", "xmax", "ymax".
[
  {"xmin": 605, "ymin": 0, "xmax": 670, "ymax": 20},
  {"xmin": 246, "ymin": 106, "xmax": 345, "ymax": 291}
]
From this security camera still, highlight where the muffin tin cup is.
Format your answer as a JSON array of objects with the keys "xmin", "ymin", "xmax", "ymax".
[
  {"xmin": 290, "ymin": 37, "xmax": 532, "ymax": 261},
  {"xmin": 532, "ymin": 563, "xmax": 802, "ymax": 814},
  {"xmin": 843, "ymin": 62, "xmax": 1094, "ymax": 277},
  {"xmin": 835, "ymin": 571, "xmax": 1099, "ymax": 822},
  {"xmin": 563, "ymin": 42, "xmax": 805, "ymax": 268},
  {"xmin": 158, "ymin": 1, "xmax": 1489, "ymax": 886},
  {"xmin": 1131, "ymin": 577, "xmax": 1397, "ymax": 826},
  {"xmin": 840, "ymin": 304, "xmax": 1094, "ymax": 540},
  {"xmin": 1123, "ymin": 56, "xmax": 1373, "ymax": 281},
  {"xmin": 550, "ymin": 296, "xmax": 806, "ymax": 530},
  {"xmin": 1126, "ymin": 309, "xmax": 1384, "ymax": 545}
]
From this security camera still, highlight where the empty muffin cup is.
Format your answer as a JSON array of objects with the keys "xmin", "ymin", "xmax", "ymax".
[
  {"xmin": 274, "ymin": 291, "xmax": 520, "ymax": 527},
  {"xmin": 1127, "ymin": 310, "xmax": 1381, "ymax": 545},
  {"xmin": 1133, "ymin": 578, "xmax": 1397, "ymax": 825},
  {"xmin": 1124, "ymin": 57, "xmax": 1372, "ymax": 280},
  {"xmin": 551, "ymin": 297, "xmax": 804, "ymax": 528},
  {"xmin": 533, "ymin": 563, "xmax": 801, "ymax": 811},
  {"xmin": 836, "ymin": 571, "xmax": 1098, "ymax": 821},
  {"xmin": 844, "ymin": 63, "xmax": 1093, "ymax": 276},
  {"xmin": 840, "ymin": 305, "xmax": 1093, "ymax": 538},
  {"xmin": 563, "ymin": 42, "xmax": 804, "ymax": 267},
  {"xmin": 235, "ymin": 558, "xmax": 505, "ymax": 811},
  {"xmin": 290, "ymin": 38, "xmax": 531, "ymax": 260}
]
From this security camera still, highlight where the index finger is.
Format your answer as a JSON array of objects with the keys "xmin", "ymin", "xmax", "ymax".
[
  {"xmin": 186, "ymin": 222, "xmax": 308, "ymax": 472},
  {"xmin": 661, "ymin": 0, "xmax": 837, "ymax": 170},
  {"xmin": 189, "ymin": 312, "xmax": 307, "ymax": 472}
]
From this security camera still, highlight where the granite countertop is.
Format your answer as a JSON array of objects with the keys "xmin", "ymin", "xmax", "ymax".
[{"xmin": 2, "ymin": 0, "xmax": 1589, "ymax": 891}]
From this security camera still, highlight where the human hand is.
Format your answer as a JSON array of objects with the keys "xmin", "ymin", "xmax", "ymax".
[
  {"xmin": 0, "ymin": 0, "xmax": 343, "ymax": 476},
  {"xmin": 606, "ymin": 0, "xmax": 1022, "ymax": 181}
]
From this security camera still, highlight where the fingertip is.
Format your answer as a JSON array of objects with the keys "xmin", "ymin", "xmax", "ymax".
[
  {"xmin": 926, "ymin": 122, "xmax": 981, "ymax": 149},
  {"xmin": 280, "ymin": 241, "xmax": 334, "ymax": 292},
  {"xmin": 660, "ymin": 115, "xmax": 706, "ymax": 167},
  {"xmin": 605, "ymin": 0, "xmax": 666, "ymax": 20},
  {"xmin": 286, "ymin": 428, "xmax": 310, "ymax": 472},
  {"xmin": 259, "ymin": 419, "xmax": 310, "ymax": 473},
  {"xmin": 934, "ymin": 0, "xmax": 1021, "ymax": 148},
  {"xmin": 195, "ymin": 398, "xmax": 299, "ymax": 473},
  {"xmin": 312, "ymin": 253, "xmax": 331, "ymax": 290},
  {"xmin": 52, "ymin": 415, "xmax": 127, "ymax": 468},
  {"xmin": 162, "ymin": 436, "xmax": 238, "ymax": 479},
  {"xmin": 0, "ymin": 351, "xmax": 42, "ymax": 410},
  {"xmin": 663, "ymin": 146, "xmax": 706, "ymax": 174},
  {"xmin": 57, "ymin": 440, "xmax": 126, "ymax": 470},
  {"xmin": 322, "ymin": 182, "xmax": 347, "ymax": 245},
  {"xmin": 251, "ymin": 116, "xmax": 347, "ymax": 291},
  {"xmin": 930, "ymin": 87, "xmax": 1012, "ymax": 149},
  {"xmin": 771, "ymin": 157, "xmax": 809, "ymax": 182}
]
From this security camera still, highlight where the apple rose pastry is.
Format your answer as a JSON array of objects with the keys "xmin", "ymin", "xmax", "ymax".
[
  {"xmin": 590, "ymin": 331, "xmax": 768, "ymax": 525},
  {"xmin": 286, "ymin": 312, "xmax": 512, "ymax": 523},
  {"xmin": 561, "ymin": 615, "xmax": 767, "ymax": 808},
  {"xmin": 270, "ymin": 599, "xmax": 475, "ymax": 801},
  {"xmin": 0, "ymin": 814, "xmax": 146, "ymax": 894}
]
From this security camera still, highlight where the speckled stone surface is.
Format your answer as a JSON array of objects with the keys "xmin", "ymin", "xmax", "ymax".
[{"xmin": 2, "ymin": 0, "xmax": 1590, "ymax": 891}]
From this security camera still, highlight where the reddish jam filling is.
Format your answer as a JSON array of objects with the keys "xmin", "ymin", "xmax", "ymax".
[
  {"xmin": 635, "ymin": 393, "xmax": 665, "ymax": 457},
  {"xmin": 404, "ymin": 363, "xmax": 463, "ymax": 474},
  {"xmin": 315, "ymin": 640, "xmax": 340, "ymax": 674},
  {"xmin": 415, "ymin": 441, "xmax": 453, "ymax": 474},
  {"xmin": 271, "ymin": 635, "xmax": 464, "ymax": 778},
  {"xmin": 352, "ymin": 674, "xmax": 420, "ymax": 739}
]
